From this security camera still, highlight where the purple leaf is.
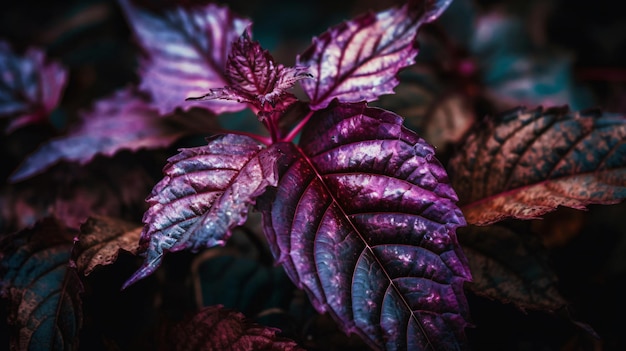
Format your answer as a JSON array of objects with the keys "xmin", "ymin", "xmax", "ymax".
[
  {"xmin": 448, "ymin": 106, "xmax": 626, "ymax": 225},
  {"xmin": 259, "ymin": 101, "xmax": 470, "ymax": 350},
  {"xmin": 297, "ymin": 0, "xmax": 452, "ymax": 110},
  {"xmin": 0, "ymin": 218, "xmax": 83, "ymax": 350},
  {"xmin": 0, "ymin": 40, "xmax": 67, "ymax": 133},
  {"xmin": 10, "ymin": 87, "xmax": 186, "ymax": 182},
  {"xmin": 118, "ymin": 0, "xmax": 250, "ymax": 115},
  {"xmin": 163, "ymin": 305, "xmax": 304, "ymax": 351},
  {"xmin": 123, "ymin": 134, "xmax": 285, "ymax": 288},
  {"xmin": 187, "ymin": 30, "xmax": 311, "ymax": 111}
]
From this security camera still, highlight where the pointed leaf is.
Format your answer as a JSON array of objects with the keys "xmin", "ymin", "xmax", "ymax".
[
  {"xmin": 259, "ymin": 102, "xmax": 470, "ymax": 350},
  {"xmin": 459, "ymin": 225, "xmax": 567, "ymax": 312},
  {"xmin": 163, "ymin": 305, "xmax": 304, "ymax": 351},
  {"xmin": 448, "ymin": 106, "xmax": 626, "ymax": 225},
  {"xmin": 124, "ymin": 134, "xmax": 285, "ymax": 288},
  {"xmin": 118, "ymin": 0, "xmax": 250, "ymax": 115},
  {"xmin": 0, "ymin": 218, "xmax": 83, "ymax": 350},
  {"xmin": 0, "ymin": 40, "xmax": 67, "ymax": 132},
  {"xmin": 297, "ymin": 0, "xmax": 452, "ymax": 110},
  {"xmin": 73, "ymin": 216, "xmax": 142, "ymax": 276},
  {"xmin": 10, "ymin": 87, "xmax": 187, "ymax": 182}
]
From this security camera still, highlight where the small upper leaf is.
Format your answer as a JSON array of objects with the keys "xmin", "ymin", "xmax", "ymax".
[
  {"xmin": 187, "ymin": 30, "xmax": 311, "ymax": 112},
  {"xmin": 118, "ymin": 0, "xmax": 250, "ymax": 115},
  {"xmin": 73, "ymin": 216, "xmax": 142, "ymax": 276},
  {"xmin": 0, "ymin": 218, "xmax": 83, "ymax": 350},
  {"xmin": 0, "ymin": 40, "xmax": 67, "ymax": 133},
  {"xmin": 10, "ymin": 87, "xmax": 186, "ymax": 182},
  {"xmin": 297, "ymin": 0, "xmax": 452, "ymax": 110},
  {"xmin": 259, "ymin": 101, "xmax": 470, "ymax": 350},
  {"xmin": 163, "ymin": 305, "xmax": 304, "ymax": 351},
  {"xmin": 123, "ymin": 134, "xmax": 286, "ymax": 288},
  {"xmin": 448, "ymin": 106, "xmax": 626, "ymax": 225}
]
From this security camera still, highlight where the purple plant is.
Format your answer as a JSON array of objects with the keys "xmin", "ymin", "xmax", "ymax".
[{"xmin": 2, "ymin": 0, "xmax": 626, "ymax": 350}]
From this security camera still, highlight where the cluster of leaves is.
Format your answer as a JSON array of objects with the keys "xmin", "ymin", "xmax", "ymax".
[{"xmin": 1, "ymin": 0, "xmax": 626, "ymax": 350}]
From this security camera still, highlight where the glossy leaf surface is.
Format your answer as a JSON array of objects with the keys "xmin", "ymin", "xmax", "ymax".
[
  {"xmin": 297, "ymin": 0, "xmax": 452, "ymax": 110},
  {"xmin": 449, "ymin": 107, "xmax": 626, "ymax": 225},
  {"xmin": 0, "ymin": 218, "xmax": 82, "ymax": 350},
  {"xmin": 124, "ymin": 134, "xmax": 285, "ymax": 288},
  {"xmin": 0, "ymin": 41, "xmax": 67, "ymax": 132},
  {"xmin": 163, "ymin": 305, "xmax": 304, "ymax": 351},
  {"xmin": 10, "ymin": 87, "xmax": 185, "ymax": 182},
  {"xmin": 459, "ymin": 225, "xmax": 567, "ymax": 311},
  {"xmin": 118, "ymin": 0, "xmax": 250, "ymax": 115},
  {"xmin": 260, "ymin": 102, "xmax": 470, "ymax": 350},
  {"xmin": 73, "ymin": 216, "xmax": 142, "ymax": 276}
]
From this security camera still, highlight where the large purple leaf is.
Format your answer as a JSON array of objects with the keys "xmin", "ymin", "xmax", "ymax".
[
  {"xmin": 9, "ymin": 87, "xmax": 186, "ymax": 182},
  {"xmin": 297, "ymin": 0, "xmax": 452, "ymax": 110},
  {"xmin": 0, "ymin": 40, "xmax": 67, "ymax": 133},
  {"xmin": 123, "ymin": 134, "xmax": 285, "ymax": 288},
  {"xmin": 259, "ymin": 102, "xmax": 471, "ymax": 350},
  {"xmin": 118, "ymin": 0, "xmax": 250, "ymax": 115},
  {"xmin": 0, "ymin": 218, "xmax": 83, "ymax": 350},
  {"xmin": 448, "ymin": 106, "xmax": 626, "ymax": 225}
]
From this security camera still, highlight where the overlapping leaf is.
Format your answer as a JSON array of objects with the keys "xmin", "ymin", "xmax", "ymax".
[
  {"xmin": 123, "ymin": 134, "xmax": 286, "ymax": 288},
  {"xmin": 297, "ymin": 0, "xmax": 452, "ymax": 110},
  {"xmin": 449, "ymin": 106, "xmax": 626, "ymax": 225},
  {"xmin": 10, "ymin": 87, "xmax": 186, "ymax": 182},
  {"xmin": 0, "ymin": 218, "xmax": 83, "ymax": 350},
  {"xmin": 73, "ymin": 216, "xmax": 142, "ymax": 276},
  {"xmin": 259, "ymin": 102, "xmax": 470, "ymax": 350},
  {"xmin": 0, "ymin": 40, "xmax": 67, "ymax": 133},
  {"xmin": 163, "ymin": 305, "xmax": 304, "ymax": 351},
  {"xmin": 118, "ymin": 0, "xmax": 250, "ymax": 115}
]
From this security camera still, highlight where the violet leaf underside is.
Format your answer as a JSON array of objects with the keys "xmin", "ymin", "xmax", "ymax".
[
  {"xmin": 123, "ymin": 134, "xmax": 286, "ymax": 288},
  {"xmin": 448, "ymin": 106, "xmax": 626, "ymax": 225},
  {"xmin": 118, "ymin": 0, "xmax": 249, "ymax": 115},
  {"xmin": 259, "ymin": 101, "xmax": 471, "ymax": 350},
  {"xmin": 297, "ymin": 0, "xmax": 452, "ymax": 110}
]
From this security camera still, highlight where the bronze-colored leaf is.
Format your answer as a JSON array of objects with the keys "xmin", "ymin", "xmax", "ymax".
[{"xmin": 74, "ymin": 216, "xmax": 142, "ymax": 276}]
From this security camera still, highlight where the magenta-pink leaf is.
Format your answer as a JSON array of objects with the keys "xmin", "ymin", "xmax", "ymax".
[
  {"xmin": 118, "ymin": 0, "xmax": 250, "ymax": 115},
  {"xmin": 163, "ymin": 305, "xmax": 304, "ymax": 351},
  {"xmin": 0, "ymin": 40, "xmax": 67, "ymax": 133},
  {"xmin": 10, "ymin": 87, "xmax": 186, "ymax": 182},
  {"xmin": 448, "ymin": 106, "xmax": 626, "ymax": 225},
  {"xmin": 297, "ymin": 0, "xmax": 452, "ymax": 110},
  {"xmin": 187, "ymin": 30, "xmax": 311, "ymax": 111},
  {"xmin": 123, "ymin": 134, "xmax": 285, "ymax": 288},
  {"xmin": 259, "ymin": 102, "xmax": 471, "ymax": 350}
]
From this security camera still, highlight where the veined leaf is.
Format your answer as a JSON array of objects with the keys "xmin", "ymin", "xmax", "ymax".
[
  {"xmin": 259, "ymin": 102, "xmax": 470, "ymax": 350},
  {"xmin": 459, "ymin": 225, "xmax": 567, "ymax": 312},
  {"xmin": 449, "ymin": 106, "xmax": 626, "ymax": 225},
  {"xmin": 9, "ymin": 87, "xmax": 186, "ymax": 182},
  {"xmin": 123, "ymin": 134, "xmax": 286, "ymax": 288},
  {"xmin": 118, "ymin": 0, "xmax": 250, "ymax": 115},
  {"xmin": 297, "ymin": 0, "xmax": 452, "ymax": 110},
  {"xmin": 163, "ymin": 305, "xmax": 304, "ymax": 351},
  {"xmin": 0, "ymin": 218, "xmax": 83, "ymax": 350},
  {"xmin": 0, "ymin": 40, "xmax": 67, "ymax": 133},
  {"xmin": 73, "ymin": 216, "xmax": 142, "ymax": 276}
]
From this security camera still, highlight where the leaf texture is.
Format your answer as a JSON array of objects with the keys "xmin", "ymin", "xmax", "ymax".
[
  {"xmin": 123, "ymin": 134, "xmax": 285, "ymax": 288},
  {"xmin": 259, "ymin": 102, "xmax": 470, "ymax": 350},
  {"xmin": 448, "ymin": 106, "xmax": 626, "ymax": 225},
  {"xmin": 458, "ymin": 225, "xmax": 567, "ymax": 311},
  {"xmin": 297, "ymin": 0, "xmax": 452, "ymax": 110},
  {"xmin": 0, "ymin": 218, "xmax": 83, "ymax": 350},
  {"xmin": 118, "ymin": 0, "xmax": 250, "ymax": 115},
  {"xmin": 10, "ymin": 87, "xmax": 186, "ymax": 182},
  {"xmin": 163, "ymin": 305, "xmax": 304, "ymax": 351},
  {"xmin": 73, "ymin": 216, "xmax": 142, "ymax": 276},
  {"xmin": 0, "ymin": 40, "xmax": 67, "ymax": 132}
]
